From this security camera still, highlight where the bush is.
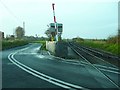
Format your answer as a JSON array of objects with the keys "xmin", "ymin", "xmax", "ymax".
[
  {"xmin": 2, "ymin": 40, "xmax": 29, "ymax": 50},
  {"xmin": 107, "ymin": 35, "xmax": 120, "ymax": 44}
]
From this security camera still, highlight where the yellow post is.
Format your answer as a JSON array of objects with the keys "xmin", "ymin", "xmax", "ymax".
[{"xmin": 51, "ymin": 36, "xmax": 54, "ymax": 41}]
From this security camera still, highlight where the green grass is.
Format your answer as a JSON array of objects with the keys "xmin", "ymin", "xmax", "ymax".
[
  {"xmin": 40, "ymin": 41, "xmax": 46, "ymax": 50},
  {"xmin": 32, "ymin": 40, "xmax": 47, "ymax": 50},
  {"xmin": 76, "ymin": 40, "xmax": 119, "ymax": 56},
  {"xmin": 1, "ymin": 40, "xmax": 29, "ymax": 50}
]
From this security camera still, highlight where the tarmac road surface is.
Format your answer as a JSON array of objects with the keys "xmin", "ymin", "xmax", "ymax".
[{"xmin": 1, "ymin": 43, "xmax": 120, "ymax": 89}]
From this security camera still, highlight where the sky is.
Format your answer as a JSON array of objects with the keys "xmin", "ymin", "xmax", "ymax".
[{"xmin": 0, "ymin": 0, "xmax": 119, "ymax": 39}]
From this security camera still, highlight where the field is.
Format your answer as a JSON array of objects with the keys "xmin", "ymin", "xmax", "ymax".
[
  {"xmin": 1, "ymin": 37, "xmax": 119, "ymax": 56},
  {"xmin": 75, "ymin": 40, "xmax": 119, "ymax": 56}
]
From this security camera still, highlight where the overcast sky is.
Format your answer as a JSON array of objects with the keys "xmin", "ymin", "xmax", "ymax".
[{"xmin": 0, "ymin": 0, "xmax": 119, "ymax": 39}]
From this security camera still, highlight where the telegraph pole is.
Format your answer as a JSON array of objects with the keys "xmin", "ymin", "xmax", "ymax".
[{"xmin": 52, "ymin": 3, "xmax": 58, "ymax": 41}]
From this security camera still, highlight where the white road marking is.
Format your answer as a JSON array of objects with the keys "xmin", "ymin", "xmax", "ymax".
[
  {"xmin": 18, "ymin": 53, "xmax": 37, "ymax": 55},
  {"xmin": 48, "ymin": 51, "xmax": 66, "ymax": 61},
  {"xmin": 63, "ymin": 60, "xmax": 79, "ymax": 63},
  {"xmin": 36, "ymin": 55, "xmax": 45, "ymax": 58},
  {"xmin": 94, "ymin": 64, "xmax": 119, "ymax": 71},
  {"xmin": 48, "ymin": 51, "xmax": 120, "ymax": 75},
  {"xmin": 7, "ymin": 63, "xmax": 14, "ymax": 65},
  {"xmin": 19, "ymin": 47, "xmax": 29, "ymax": 52},
  {"xmin": 99, "ymin": 68, "xmax": 120, "ymax": 75},
  {"xmin": 69, "ymin": 43, "xmax": 120, "ymax": 88},
  {"xmin": 33, "ymin": 47, "xmax": 40, "ymax": 51},
  {"xmin": 47, "ymin": 51, "xmax": 51, "ymax": 55},
  {"xmin": 8, "ymin": 45, "xmax": 119, "ymax": 88},
  {"xmin": 8, "ymin": 54, "xmax": 70, "ymax": 88},
  {"xmin": 8, "ymin": 50, "xmax": 88, "ymax": 89}
]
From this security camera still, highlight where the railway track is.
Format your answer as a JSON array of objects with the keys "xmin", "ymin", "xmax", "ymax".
[
  {"xmin": 68, "ymin": 42, "xmax": 120, "ymax": 89},
  {"xmin": 69, "ymin": 42, "xmax": 120, "ymax": 68},
  {"xmin": 71, "ymin": 42, "xmax": 120, "ymax": 67}
]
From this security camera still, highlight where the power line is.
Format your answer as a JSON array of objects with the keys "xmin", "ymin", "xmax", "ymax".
[{"xmin": 0, "ymin": 0, "xmax": 22, "ymax": 23}]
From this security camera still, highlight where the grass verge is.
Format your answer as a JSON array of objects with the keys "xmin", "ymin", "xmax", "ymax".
[
  {"xmin": 32, "ymin": 40, "xmax": 47, "ymax": 50},
  {"xmin": 76, "ymin": 40, "xmax": 119, "ymax": 56}
]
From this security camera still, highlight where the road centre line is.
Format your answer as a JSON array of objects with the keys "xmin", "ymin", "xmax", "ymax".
[
  {"xmin": 8, "ymin": 51, "xmax": 88, "ymax": 89},
  {"xmin": 8, "ymin": 54, "xmax": 70, "ymax": 89},
  {"xmin": 7, "ymin": 45, "xmax": 119, "ymax": 89}
]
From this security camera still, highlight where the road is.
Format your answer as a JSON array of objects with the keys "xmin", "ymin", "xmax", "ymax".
[{"xmin": 2, "ymin": 43, "xmax": 120, "ymax": 89}]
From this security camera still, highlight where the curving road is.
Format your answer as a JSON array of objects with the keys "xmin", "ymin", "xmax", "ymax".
[{"xmin": 2, "ymin": 43, "xmax": 120, "ymax": 89}]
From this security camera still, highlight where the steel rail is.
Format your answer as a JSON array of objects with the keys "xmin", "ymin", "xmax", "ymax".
[
  {"xmin": 68, "ymin": 42, "xmax": 120, "ymax": 89},
  {"xmin": 70, "ymin": 42, "xmax": 119, "ymax": 68}
]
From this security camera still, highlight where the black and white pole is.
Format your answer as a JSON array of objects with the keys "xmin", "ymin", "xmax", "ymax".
[{"xmin": 52, "ymin": 3, "xmax": 58, "ymax": 41}]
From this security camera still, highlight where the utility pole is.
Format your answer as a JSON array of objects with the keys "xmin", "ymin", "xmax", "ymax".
[{"xmin": 52, "ymin": 3, "xmax": 58, "ymax": 41}]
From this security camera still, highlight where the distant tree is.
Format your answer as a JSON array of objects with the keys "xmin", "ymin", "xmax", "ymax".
[
  {"xmin": 15, "ymin": 26, "xmax": 25, "ymax": 39},
  {"xmin": 72, "ymin": 36, "xmax": 84, "ymax": 42}
]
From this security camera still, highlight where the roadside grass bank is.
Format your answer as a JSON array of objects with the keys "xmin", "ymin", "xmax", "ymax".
[
  {"xmin": 1, "ymin": 40, "xmax": 29, "ymax": 51},
  {"xmin": 75, "ymin": 40, "xmax": 119, "ymax": 56},
  {"xmin": 32, "ymin": 40, "xmax": 46, "ymax": 50}
]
